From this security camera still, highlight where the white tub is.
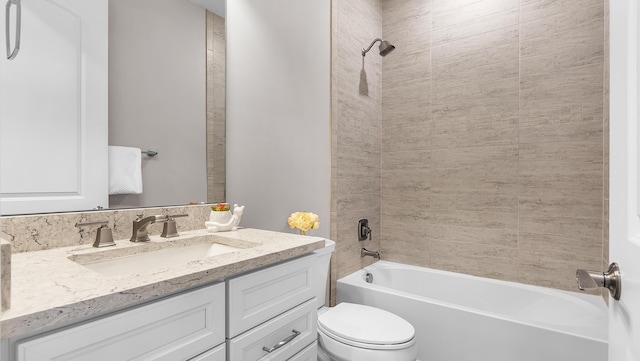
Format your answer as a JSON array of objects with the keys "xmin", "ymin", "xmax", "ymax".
[{"xmin": 337, "ymin": 261, "xmax": 607, "ymax": 361}]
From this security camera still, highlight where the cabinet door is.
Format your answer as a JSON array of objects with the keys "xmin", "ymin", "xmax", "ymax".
[
  {"xmin": 15, "ymin": 283, "xmax": 225, "ymax": 361},
  {"xmin": 0, "ymin": 0, "xmax": 108, "ymax": 215}
]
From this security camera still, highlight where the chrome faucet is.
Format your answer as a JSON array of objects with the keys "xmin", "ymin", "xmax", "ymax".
[
  {"xmin": 130, "ymin": 214, "xmax": 169, "ymax": 242},
  {"xmin": 361, "ymin": 248, "xmax": 380, "ymax": 259}
]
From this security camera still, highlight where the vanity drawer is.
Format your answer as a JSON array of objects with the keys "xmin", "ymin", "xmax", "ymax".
[
  {"xmin": 15, "ymin": 282, "xmax": 225, "ymax": 361},
  {"xmin": 287, "ymin": 342, "xmax": 317, "ymax": 361},
  {"xmin": 227, "ymin": 253, "xmax": 314, "ymax": 337},
  {"xmin": 189, "ymin": 343, "xmax": 226, "ymax": 361},
  {"xmin": 228, "ymin": 298, "xmax": 317, "ymax": 361}
]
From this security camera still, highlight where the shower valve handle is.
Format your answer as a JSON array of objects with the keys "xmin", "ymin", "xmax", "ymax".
[{"xmin": 358, "ymin": 219, "xmax": 371, "ymax": 241}]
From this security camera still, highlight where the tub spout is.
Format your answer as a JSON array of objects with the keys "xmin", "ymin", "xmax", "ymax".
[
  {"xmin": 361, "ymin": 248, "xmax": 380, "ymax": 259},
  {"xmin": 576, "ymin": 263, "xmax": 621, "ymax": 300}
]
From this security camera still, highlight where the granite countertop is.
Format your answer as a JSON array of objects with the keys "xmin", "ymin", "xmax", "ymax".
[{"xmin": 0, "ymin": 228, "xmax": 324, "ymax": 339}]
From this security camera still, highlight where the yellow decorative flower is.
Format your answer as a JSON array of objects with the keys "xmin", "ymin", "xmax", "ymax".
[{"xmin": 288, "ymin": 212, "xmax": 320, "ymax": 235}]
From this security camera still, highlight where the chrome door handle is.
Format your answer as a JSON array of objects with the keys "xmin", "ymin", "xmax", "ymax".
[
  {"xmin": 262, "ymin": 329, "xmax": 301, "ymax": 353},
  {"xmin": 5, "ymin": 0, "xmax": 20, "ymax": 60},
  {"xmin": 576, "ymin": 262, "xmax": 621, "ymax": 300}
]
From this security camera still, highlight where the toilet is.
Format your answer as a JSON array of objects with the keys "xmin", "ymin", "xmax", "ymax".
[{"xmin": 312, "ymin": 240, "xmax": 418, "ymax": 361}]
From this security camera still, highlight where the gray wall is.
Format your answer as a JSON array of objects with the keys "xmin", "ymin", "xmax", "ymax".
[
  {"xmin": 226, "ymin": 0, "xmax": 331, "ymax": 238},
  {"xmin": 108, "ymin": 0, "xmax": 207, "ymax": 208}
]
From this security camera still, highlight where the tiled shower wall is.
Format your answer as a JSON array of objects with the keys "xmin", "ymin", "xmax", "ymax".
[
  {"xmin": 330, "ymin": 0, "xmax": 383, "ymax": 304},
  {"xmin": 379, "ymin": 0, "xmax": 608, "ymax": 291},
  {"xmin": 331, "ymin": 0, "xmax": 608, "ymax": 295}
]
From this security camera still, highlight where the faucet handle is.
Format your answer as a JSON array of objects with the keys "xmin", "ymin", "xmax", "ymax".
[
  {"xmin": 94, "ymin": 225, "xmax": 116, "ymax": 248},
  {"xmin": 160, "ymin": 214, "xmax": 188, "ymax": 238},
  {"xmin": 160, "ymin": 220, "xmax": 179, "ymax": 238},
  {"xmin": 75, "ymin": 221, "xmax": 115, "ymax": 248}
]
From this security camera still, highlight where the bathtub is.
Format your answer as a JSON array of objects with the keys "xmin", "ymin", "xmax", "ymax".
[{"xmin": 337, "ymin": 261, "xmax": 607, "ymax": 361}]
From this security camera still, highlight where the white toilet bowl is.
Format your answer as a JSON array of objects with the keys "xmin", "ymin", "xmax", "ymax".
[
  {"xmin": 312, "ymin": 240, "xmax": 417, "ymax": 361},
  {"xmin": 316, "ymin": 303, "xmax": 417, "ymax": 361}
]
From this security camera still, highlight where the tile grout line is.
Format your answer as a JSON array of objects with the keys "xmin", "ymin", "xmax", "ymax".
[
  {"xmin": 429, "ymin": 0, "xmax": 434, "ymax": 268},
  {"xmin": 517, "ymin": 0, "xmax": 522, "ymax": 283}
]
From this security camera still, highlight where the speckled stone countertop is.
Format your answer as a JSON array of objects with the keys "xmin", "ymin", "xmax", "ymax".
[{"xmin": 0, "ymin": 228, "xmax": 324, "ymax": 339}]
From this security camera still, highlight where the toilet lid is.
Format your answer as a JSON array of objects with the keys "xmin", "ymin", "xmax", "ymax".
[{"xmin": 318, "ymin": 303, "xmax": 415, "ymax": 346}]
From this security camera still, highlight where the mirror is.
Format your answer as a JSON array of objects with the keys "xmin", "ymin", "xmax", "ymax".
[
  {"xmin": 108, "ymin": 0, "xmax": 226, "ymax": 209},
  {"xmin": 0, "ymin": 0, "xmax": 226, "ymax": 214}
]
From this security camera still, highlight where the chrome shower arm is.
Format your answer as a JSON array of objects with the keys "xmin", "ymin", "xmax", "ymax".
[{"xmin": 362, "ymin": 38, "xmax": 382, "ymax": 56}]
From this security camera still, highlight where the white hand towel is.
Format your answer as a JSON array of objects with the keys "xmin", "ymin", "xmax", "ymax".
[{"xmin": 108, "ymin": 146, "xmax": 143, "ymax": 195}]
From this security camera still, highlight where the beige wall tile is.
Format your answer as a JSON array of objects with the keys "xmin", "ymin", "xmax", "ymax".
[
  {"xmin": 432, "ymin": 8, "xmax": 518, "ymax": 47},
  {"xmin": 431, "ymin": 25, "xmax": 519, "ymax": 62},
  {"xmin": 518, "ymin": 232, "xmax": 602, "ymax": 290},
  {"xmin": 519, "ymin": 120, "xmax": 603, "ymax": 144},
  {"xmin": 432, "ymin": 126, "xmax": 519, "ymax": 150},
  {"xmin": 520, "ymin": 3, "xmax": 604, "ymax": 40},
  {"xmin": 432, "ymin": 78, "xmax": 518, "ymax": 109},
  {"xmin": 381, "ymin": 116, "xmax": 433, "ymax": 153},
  {"xmin": 430, "ymin": 224, "xmax": 518, "ymax": 248},
  {"xmin": 431, "ymin": 239, "xmax": 518, "ymax": 281},
  {"xmin": 520, "ymin": 20, "xmax": 603, "ymax": 59},
  {"xmin": 432, "ymin": 0, "xmax": 518, "ymax": 30},
  {"xmin": 433, "ymin": 54, "xmax": 519, "ymax": 89},
  {"xmin": 520, "ymin": 43, "xmax": 604, "ymax": 76},
  {"xmin": 520, "ymin": 0, "xmax": 602, "ymax": 23}
]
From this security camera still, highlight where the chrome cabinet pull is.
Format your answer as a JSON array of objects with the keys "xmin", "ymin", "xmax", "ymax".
[
  {"xmin": 5, "ymin": 0, "xmax": 20, "ymax": 60},
  {"xmin": 262, "ymin": 329, "xmax": 301, "ymax": 353}
]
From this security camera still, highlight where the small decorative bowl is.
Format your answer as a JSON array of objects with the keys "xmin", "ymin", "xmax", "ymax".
[{"xmin": 211, "ymin": 203, "xmax": 230, "ymax": 212}]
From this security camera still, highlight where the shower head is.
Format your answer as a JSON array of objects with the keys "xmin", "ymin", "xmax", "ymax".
[
  {"xmin": 362, "ymin": 38, "xmax": 396, "ymax": 57},
  {"xmin": 378, "ymin": 40, "xmax": 395, "ymax": 56}
]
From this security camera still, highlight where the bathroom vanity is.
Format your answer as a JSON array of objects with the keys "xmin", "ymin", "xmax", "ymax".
[{"xmin": 0, "ymin": 228, "xmax": 324, "ymax": 361}]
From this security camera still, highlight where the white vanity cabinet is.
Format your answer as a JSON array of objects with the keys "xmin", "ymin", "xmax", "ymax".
[
  {"xmin": 227, "ymin": 254, "xmax": 317, "ymax": 361},
  {"xmin": 8, "ymin": 253, "xmax": 320, "ymax": 361},
  {"xmin": 14, "ymin": 282, "xmax": 226, "ymax": 361}
]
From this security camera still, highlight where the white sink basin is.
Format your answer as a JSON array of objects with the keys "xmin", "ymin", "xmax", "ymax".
[
  {"xmin": 81, "ymin": 243, "xmax": 240, "ymax": 276},
  {"xmin": 69, "ymin": 235, "xmax": 258, "ymax": 277}
]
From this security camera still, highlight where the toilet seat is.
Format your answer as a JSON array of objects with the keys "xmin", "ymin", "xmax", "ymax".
[{"xmin": 318, "ymin": 303, "xmax": 415, "ymax": 351}]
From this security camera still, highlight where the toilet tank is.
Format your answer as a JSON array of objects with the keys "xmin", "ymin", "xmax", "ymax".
[{"xmin": 312, "ymin": 239, "xmax": 335, "ymax": 308}]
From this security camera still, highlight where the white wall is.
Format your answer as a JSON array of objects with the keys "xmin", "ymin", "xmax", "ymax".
[
  {"xmin": 226, "ymin": 0, "xmax": 331, "ymax": 238},
  {"xmin": 108, "ymin": 0, "xmax": 207, "ymax": 208}
]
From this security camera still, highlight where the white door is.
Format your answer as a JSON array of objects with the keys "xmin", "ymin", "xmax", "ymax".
[
  {"xmin": 609, "ymin": 0, "xmax": 640, "ymax": 359},
  {"xmin": 0, "ymin": 0, "xmax": 108, "ymax": 215}
]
